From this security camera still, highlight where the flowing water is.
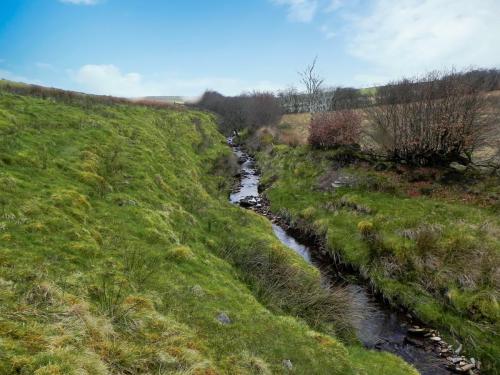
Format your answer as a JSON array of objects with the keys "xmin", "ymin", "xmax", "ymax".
[{"xmin": 229, "ymin": 140, "xmax": 454, "ymax": 375}]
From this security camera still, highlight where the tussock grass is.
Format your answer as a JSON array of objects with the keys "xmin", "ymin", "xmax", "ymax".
[{"xmin": 257, "ymin": 143, "xmax": 500, "ymax": 373}]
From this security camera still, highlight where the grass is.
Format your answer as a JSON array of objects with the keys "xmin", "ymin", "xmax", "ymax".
[
  {"xmin": 257, "ymin": 145, "xmax": 500, "ymax": 373},
  {"xmin": 0, "ymin": 82, "xmax": 417, "ymax": 374}
]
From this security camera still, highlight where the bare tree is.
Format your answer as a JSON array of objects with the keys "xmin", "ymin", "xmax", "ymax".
[{"xmin": 299, "ymin": 57, "xmax": 325, "ymax": 113}]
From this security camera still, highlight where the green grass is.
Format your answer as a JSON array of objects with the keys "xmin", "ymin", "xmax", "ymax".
[
  {"xmin": 0, "ymin": 84, "xmax": 417, "ymax": 374},
  {"xmin": 257, "ymin": 145, "xmax": 500, "ymax": 373}
]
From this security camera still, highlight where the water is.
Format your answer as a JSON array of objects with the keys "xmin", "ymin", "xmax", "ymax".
[
  {"xmin": 229, "ymin": 147, "xmax": 260, "ymax": 203},
  {"xmin": 229, "ymin": 141, "xmax": 454, "ymax": 375}
]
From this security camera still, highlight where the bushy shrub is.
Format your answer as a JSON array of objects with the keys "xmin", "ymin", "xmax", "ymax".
[{"xmin": 308, "ymin": 110, "xmax": 361, "ymax": 149}]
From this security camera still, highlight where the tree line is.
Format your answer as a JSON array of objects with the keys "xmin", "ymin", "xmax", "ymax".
[{"xmin": 196, "ymin": 66, "xmax": 499, "ymax": 167}]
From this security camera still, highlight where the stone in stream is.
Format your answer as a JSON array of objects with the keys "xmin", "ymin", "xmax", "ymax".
[
  {"xmin": 457, "ymin": 363, "xmax": 475, "ymax": 373},
  {"xmin": 408, "ymin": 327, "xmax": 426, "ymax": 335},
  {"xmin": 405, "ymin": 336, "xmax": 424, "ymax": 347},
  {"xmin": 239, "ymin": 196, "xmax": 261, "ymax": 208}
]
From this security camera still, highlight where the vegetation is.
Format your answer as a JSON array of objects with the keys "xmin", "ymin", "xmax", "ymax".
[
  {"xmin": 0, "ymin": 82, "xmax": 417, "ymax": 374},
  {"xmin": 256, "ymin": 144, "xmax": 500, "ymax": 373},
  {"xmin": 368, "ymin": 70, "xmax": 495, "ymax": 166},
  {"xmin": 196, "ymin": 91, "xmax": 282, "ymax": 134},
  {"xmin": 309, "ymin": 110, "xmax": 361, "ymax": 149},
  {"xmin": 279, "ymin": 68, "xmax": 500, "ymax": 115}
]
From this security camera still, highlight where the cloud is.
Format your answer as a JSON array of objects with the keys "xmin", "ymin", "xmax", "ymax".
[
  {"xmin": 320, "ymin": 25, "xmax": 336, "ymax": 40},
  {"xmin": 0, "ymin": 69, "xmax": 43, "ymax": 85},
  {"xmin": 325, "ymin": 0, "xmax": 344, "ymax": 12},
  {"xmin": 59, "ymin": 0, "xmax": 100, "ymax": 5},
  {"xmin": 348, "ymin": 0, "xmax": 500, "ymax": 77},
  {"xmin": 271, "ymin": 0, "xmax": 318, "ymax": 23},
  {"xmin": 69, "ymin": 64, "xmax": 283, "ymax": 97},
  {"xmin": 71, "ymin": 65, "xmax": 144, "ymax": 96}
]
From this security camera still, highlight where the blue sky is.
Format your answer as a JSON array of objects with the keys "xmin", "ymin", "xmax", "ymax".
[{"xmin": 1, "ymin": 0, "xmax": 499, "ymax": 97}]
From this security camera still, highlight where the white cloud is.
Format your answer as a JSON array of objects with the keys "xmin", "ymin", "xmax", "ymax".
[
  {"xmin": 320, "ymin": 25, "xmax": 336, "ymax": 40},
  {"xmin": 71, "ymin": 65, "xmax": 144, "ymax": 96},
  {"xmin": 0, "ymin": 69, "xmax": 43, "ymax": 85},
  {"xmin": 59, "ymin": 0, "xmax": 100, "ymax": 5},
  {"xmin": 325, "ymin": 0, "xmax": 344, "ymax": 12},
  {"xmin": 272, "ymin": 0, "xmax": 318, "ymax": 23},
  {"xmin": 348, "ymin": 0, "xmax": 500, "ymax": 77},
  {"xmin": 69, "ymin": 64, "xmax": 283, "ymax": 97}
]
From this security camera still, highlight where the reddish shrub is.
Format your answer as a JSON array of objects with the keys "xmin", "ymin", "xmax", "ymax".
[{"xmin": 308, "ymin": 110, "xmax": 361, "ymax": 148}]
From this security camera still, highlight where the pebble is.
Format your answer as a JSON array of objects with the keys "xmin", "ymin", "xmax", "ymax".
[
  {"xmin": 430, "ymin": 336, "xmax": 442, "ymax": 342},
  {"xmin": 408, "ymin": 327, "xmax": 426, "ymax": 334},
  {"xmin": 460, "ymin": 364, "xmax": 475, "ymax": 372}
]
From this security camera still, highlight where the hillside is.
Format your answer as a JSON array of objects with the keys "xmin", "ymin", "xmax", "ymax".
[{"xmin": 0, "ymin": 83, "xmax": 416, "ymax": 374}]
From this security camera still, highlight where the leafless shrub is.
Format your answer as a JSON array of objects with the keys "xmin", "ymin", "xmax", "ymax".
[
  {"xmin": 196, "ymin": 91, "xmax": 282, "ymax": 134},
  {"xmin": 368, "ymin": 70, "xmax": 494, "ymax": 166},
  {"xmin": 309, "ymin": 110, "xmax": 361, "ymax": 148}
]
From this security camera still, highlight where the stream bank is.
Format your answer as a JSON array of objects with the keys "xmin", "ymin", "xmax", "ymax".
[{"xmin": 228, "ymin": 138, "xmax": 481, "ymax": 375}]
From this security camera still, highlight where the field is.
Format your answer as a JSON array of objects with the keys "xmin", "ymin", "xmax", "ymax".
[{"xmin": 0, "ymin": 83, "xmax": 417, "ymax": 374}]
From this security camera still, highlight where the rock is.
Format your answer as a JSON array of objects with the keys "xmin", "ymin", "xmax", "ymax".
[
  {"xmin": 450, "ymin": 162, "xmax": 467, "ymax": 172},
  {"xmin": 430, "ymin": 336, "xmax": 442, "ymax": 342},
  {"xmin": 217, "ymin": 312, "xmax": 231, "ymax": 325},
  {"xmin": 408, "ymin": 327, "xmax": 426, "ymax": 335},
  {"xmin": 475, "ymin": 165, "xmax": 495, "ymax": 175},
  {"xmin": 374, "ymin": 162, "xmax": 389, "ymax": 171},
  {"xmin": 239, "ymin": 196, "xmax": 259, "ymax": 207},
  {"xmin": 282, "ymin": 359, "xmax": 293, "ymax": 370},
  {"xmin": 460, "ymin": 364, "xmax": 475, "ymax": 372},
  {"xmin": 405, "ymin": 337, "xmax": 424, "ymax": 347}
]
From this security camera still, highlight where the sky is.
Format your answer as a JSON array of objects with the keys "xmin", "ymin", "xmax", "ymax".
[{"xmin": 0, "ymin": 0, "xmax": 499, "ymax": 97}]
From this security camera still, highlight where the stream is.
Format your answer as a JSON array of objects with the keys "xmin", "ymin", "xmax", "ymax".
[{"xmin": 228, "ymin": 140, "xmax": 462, "ymax": 375}]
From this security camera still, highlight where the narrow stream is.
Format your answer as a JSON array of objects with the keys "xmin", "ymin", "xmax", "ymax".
[{"xmin": 229, "ymin": 140, "xmax": 456, "ymax": 375}]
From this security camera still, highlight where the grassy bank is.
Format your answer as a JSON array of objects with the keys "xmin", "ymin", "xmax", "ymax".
[
  {"xmin": 0, "ymin": 83, "xmax": 416, "ymax": 374},
  {"xmin": 256, "ymin": 144, "xmax": 500, "ymax": 373}
]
